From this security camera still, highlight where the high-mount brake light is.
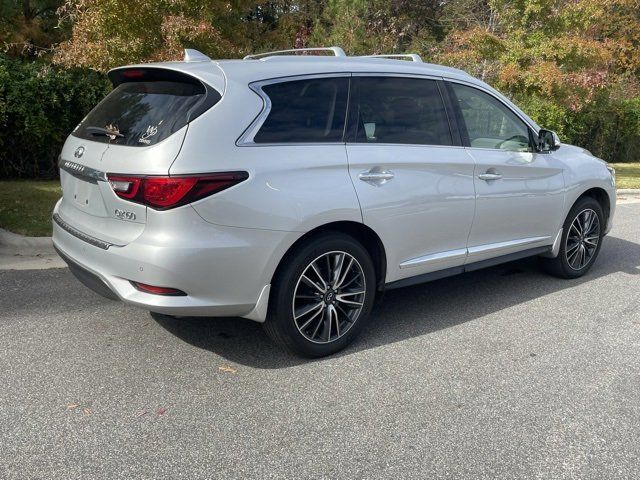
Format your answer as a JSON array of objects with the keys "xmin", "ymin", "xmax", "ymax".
[
  {"xmin": 122, "ymin": 69, "xmax": 145, "ymax": 78},
  {"xmin": 107, "ymin": 172, "xmax": 248, "ymax": 210}
]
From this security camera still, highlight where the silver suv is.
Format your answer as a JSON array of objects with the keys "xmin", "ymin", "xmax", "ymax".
[{"xmin": 53, "ymin": 47, "xmax": 616, "ymax": 356}]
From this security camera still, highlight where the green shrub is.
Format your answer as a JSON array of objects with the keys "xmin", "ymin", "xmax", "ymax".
[
  {"xmin": 516, "ymin": 92, "xmax": 640, "ymax": 163},
  {"xmin": 574, "ymin": 96, "xmax": 640, "ymax": 163},
  {"xmin": 0, "ymin": 56, "xmax": 110, "ymax": 179},
  {"xmin": 515, "ymin": 95, "xmax": 580, "ymax": 143}
]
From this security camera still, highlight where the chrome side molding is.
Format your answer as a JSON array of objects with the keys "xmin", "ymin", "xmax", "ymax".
[
  {"xmin": 467, "ymin": 236, "xmax": 552, "ymax": 256},
  {"xmin": 400, "ymin": 236, "xmax": 553, "ymax": 270},
  {"xmin": 400, "ymin": 248, "xmax": 467, "ymax": 269}
]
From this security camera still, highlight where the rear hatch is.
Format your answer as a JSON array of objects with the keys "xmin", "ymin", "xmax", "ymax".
[{"xmin": 56, "ymin": 67, "xmax": 221, "ymax": 245}]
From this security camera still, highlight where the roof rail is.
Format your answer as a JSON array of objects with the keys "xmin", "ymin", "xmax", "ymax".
[
  {"xmin": 244, "ymin": 47, "xmax": 347, "ymax": 60},
  {"xmin": 184, "ymin": 49, "xmax": 212, "ymax": 63},
  {"xmin": 362, "ymin": 54, "xmax": 423, "ymax": 63}
]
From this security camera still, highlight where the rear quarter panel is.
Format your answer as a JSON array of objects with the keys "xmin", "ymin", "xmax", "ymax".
[{"xmin": 171, "ymin": 76, "xmax": 362, "ymax": 233}]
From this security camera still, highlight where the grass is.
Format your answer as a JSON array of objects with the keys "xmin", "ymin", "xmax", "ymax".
[
  {"xmin": 610, "ymin": 163, "xmax": 640, "ymax": 189},
  {"xmin": 0, "ymin": 180, "xmax": 61, "ymax": 237}
]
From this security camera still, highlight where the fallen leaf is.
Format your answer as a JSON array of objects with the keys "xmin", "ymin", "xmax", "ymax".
[
  {"xmin": 157, "ymin": 408, "xmax": 167, "ymax": 416},
  {"xmin": 83, "ymin": 408, "xmax": 92, "ymax": 415},
  {"xmin": 218, "ymin": 365, "xmax": 237, "ymax": 374},
  {"xmin": 136, "ymin": 410, "xmax": 147, "ymax": 417},
  {"xmin": 67, "ymin": 404, "xmax": 79, "ymax": 410}
]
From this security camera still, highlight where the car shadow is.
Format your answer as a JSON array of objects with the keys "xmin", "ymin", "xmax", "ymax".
[{"xmin": 151, "ymin": 235, "xmax": 640, "ymax": 369}]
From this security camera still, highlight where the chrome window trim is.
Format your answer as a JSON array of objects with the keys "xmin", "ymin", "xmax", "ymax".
[
  {"xmin": 350, "ymin": 71, "xmax": 442, "ymax": 81},
  {"xmin": 238, "ymin": 142, "xmax": 347, "ymax": 147},
  {"xmin": 236, "ymin": 72, "xmax": 352, "ymax": 146},
  {"xmin": 347, "ymin": 143, "xmax": 466, "ymax": 150},
  {"xmin": 464, "ymin": 146, "xmax": 534, "ymax": 153}
]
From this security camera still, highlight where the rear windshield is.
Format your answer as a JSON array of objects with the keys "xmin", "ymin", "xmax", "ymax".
[{"xmin": 73, "ymin": 81, "xmax": 207, "ymax": 147}]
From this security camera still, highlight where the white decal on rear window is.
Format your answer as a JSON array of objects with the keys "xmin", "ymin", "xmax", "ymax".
[{"xmin": 138, "ymin": 121, "xmax": 162, "ymax": 145}]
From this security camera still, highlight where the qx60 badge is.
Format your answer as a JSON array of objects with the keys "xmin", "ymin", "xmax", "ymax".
[{"xmin": 114, "ymin": 208, "xmax": 136, "ymax": 221}]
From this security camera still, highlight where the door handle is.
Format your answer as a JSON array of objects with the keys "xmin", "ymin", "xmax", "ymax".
[
  {"xmin": 478, "ymin": 172, "xmax": 503, "ymax": 181},
  {"xmin": 359, "ymin": 170, "xmax": 395, "ymax": 184}
]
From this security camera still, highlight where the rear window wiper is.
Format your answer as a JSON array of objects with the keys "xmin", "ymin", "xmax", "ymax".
[{"xmin": 86, "ymin": 126, "xmax": 125, "ymax": 139}]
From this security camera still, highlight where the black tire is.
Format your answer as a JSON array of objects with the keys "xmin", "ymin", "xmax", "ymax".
[
  {"xmin": 264, "ymin": 232, "xmax": 376, "ymax": 357},
  {"xmin": 541, "ymin": 196, "xmax": 605, "ymax": 279}
]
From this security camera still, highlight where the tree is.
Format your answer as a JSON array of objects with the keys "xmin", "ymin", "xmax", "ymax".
[
  {"xmin": 0, "ymin": 0, "xmax": 66, "ymax": 57},
  {"xmin": 306, "ymin": 0, "xmax": 443, "ymax": 55},
  {"xmin": 54, "ymin": 0, "xmax": 259, "ymax": 70},
  {"xmin": 435, "ymin": 0, "xmax": 640, "ymax": 160}
]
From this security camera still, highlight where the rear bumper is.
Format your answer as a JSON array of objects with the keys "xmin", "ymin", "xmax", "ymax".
[
  {"xmin": 52, "ymin": 200, "xmax": 298, "ymax": 320},
  {"xmin": 55, "ymin": 245, "xmax": 119, "ymax": 301}
]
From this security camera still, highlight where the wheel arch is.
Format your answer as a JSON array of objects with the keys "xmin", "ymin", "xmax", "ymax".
[
  {"xmin": 575, "ymin": 187, "xmax": 611, "ymax": 225},
  {"xmin": 271, "ymin": 221, "xmax": 388, "ymax": 291}
]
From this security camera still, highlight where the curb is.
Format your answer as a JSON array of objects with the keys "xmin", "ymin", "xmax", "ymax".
[
  {"xmin": 617, "ymin": 189, "xmax": 640, "ymax": 195},
  {"xmin": 0, "ymin": 228, "xmax": 55, "ymax": 255}
]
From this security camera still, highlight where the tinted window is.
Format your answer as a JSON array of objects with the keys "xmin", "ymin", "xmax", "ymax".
[
  {"xmin": 352, "ymin": 77, "xmax": 452, "ymax": 146},
  {"xmin": 74, "ymin": 81, "xmax": 211, "ymax": 147},
  {"xmin": 254, "ymin": 77, "xmax": 348, "ymax": 143},
  {"xmin": 449, "ymin": 83, "xmax": 531, "ymax": 152}
]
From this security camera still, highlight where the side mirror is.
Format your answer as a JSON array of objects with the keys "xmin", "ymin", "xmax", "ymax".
[{"xmin": 538, "ymin": 129, "xmax": 561, "ymax": 152}]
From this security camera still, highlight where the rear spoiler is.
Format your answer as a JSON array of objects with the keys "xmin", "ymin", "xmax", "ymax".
[{"xmin": 108, "ymin": 66, "xmax": 205, "ymax": 87}]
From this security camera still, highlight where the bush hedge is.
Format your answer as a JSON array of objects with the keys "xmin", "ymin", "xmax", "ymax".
[
  {"xmin": 0, "ymin": 56, "xmax": 110, "ymax": 179},
  {"xmin": 0, "ymin": 56, "xmax": 638, "ymax": 180},
  {"xmin": 521, "ymin": 94, "xmax": 640, "ymax": 164}
]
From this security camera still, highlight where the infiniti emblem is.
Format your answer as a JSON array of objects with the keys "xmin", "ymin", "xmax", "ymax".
[
  {"xmin": 324, "ymin": 291, "xmax": 335, "ymax": 304},
  {"xmin": 74, "ymin": 146, "xmax": 85, "ymax": 158}
]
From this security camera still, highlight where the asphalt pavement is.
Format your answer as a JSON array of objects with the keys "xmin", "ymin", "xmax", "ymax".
[{"xmin": 1, "ymin": 204, "xmax": 639, "ymax": 479}]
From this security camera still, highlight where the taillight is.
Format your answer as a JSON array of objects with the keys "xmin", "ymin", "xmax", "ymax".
[
  {"xmin": 107, "ymin": 172, "xmax": 248, "ymax": 210},
  {"xmin": 108, "ymin": 177, "xmax": 142, "ymax": 199}
]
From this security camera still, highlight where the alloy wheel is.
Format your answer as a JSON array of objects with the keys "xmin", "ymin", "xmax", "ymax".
[
  {"xmin": 292, "ymin": 251, "xmax": 366, "ymax": 344},
  {"xmin": 565, "ymin": 208, "xmax": 600, "ymax": 271}
]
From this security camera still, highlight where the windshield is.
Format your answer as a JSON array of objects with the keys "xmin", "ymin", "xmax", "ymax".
[{"xmin": 73, "ymin": 81, "xmax": 207, "ymax": 147}]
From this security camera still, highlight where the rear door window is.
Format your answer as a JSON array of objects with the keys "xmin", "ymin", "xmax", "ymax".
[
  {"xmin": 73, "ymin": 80, "xmax": 215, "ymax": 147},
  {"xmin": 254, "ymin": 77, "xmax": 349, "ymax": 143},
  {"xmin": 350, "ymin": 77, "xmax": 453, "ymax": 146}
]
